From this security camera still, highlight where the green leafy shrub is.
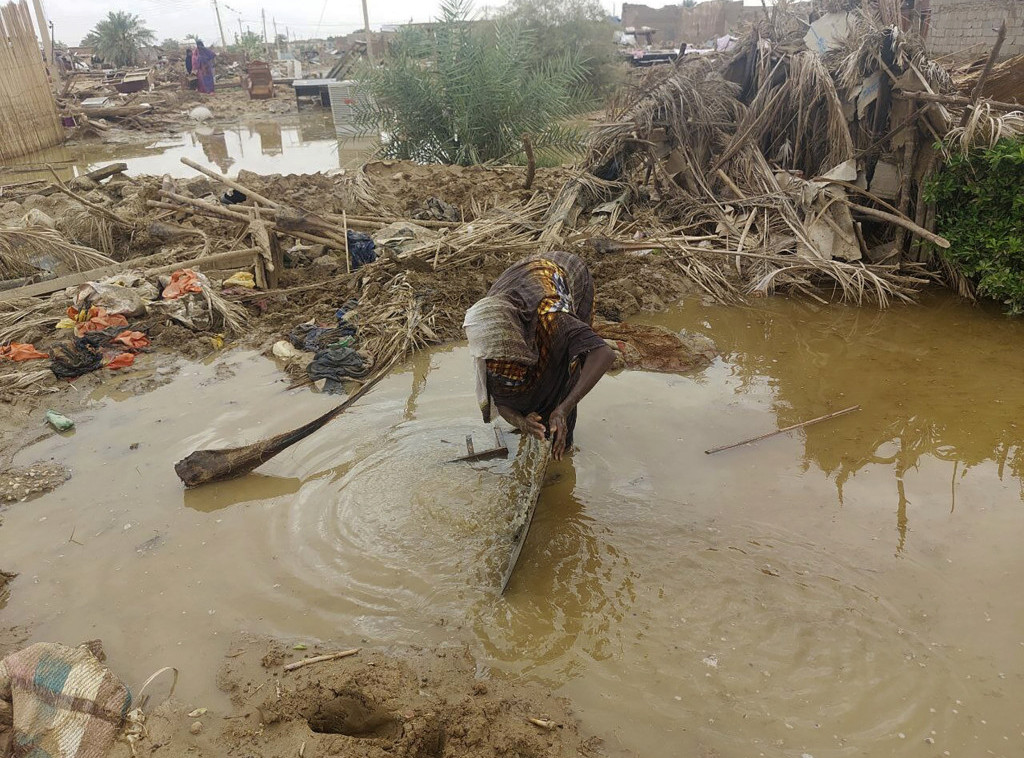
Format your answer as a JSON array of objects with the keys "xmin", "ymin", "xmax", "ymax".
[
  {"xmin": 356, "ymin": 0, "xmax": 588, "ymax": 166},
  {"xmin": 925, "ymin": 137, "xmax": 1024, "ymax": 314}
]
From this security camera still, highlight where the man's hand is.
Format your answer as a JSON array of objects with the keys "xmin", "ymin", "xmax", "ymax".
[
  {"xmin": 519, "ymin": 412, "xmax": 546, "ymax": 440},
  {"xmin": 548, "ymin": 406, "xmax": 568, "ymax": 460},
  {"xmin": 496, "ymin": 405, "xmax": 546, "ymax": 440}
]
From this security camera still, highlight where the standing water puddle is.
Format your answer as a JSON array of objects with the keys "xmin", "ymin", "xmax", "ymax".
[
  {"xmin": 1, "ymin": 113, "xmax": 372, "ymax": 182},
  {"xmin": 2, "ymin": 294, "xmax": 1023, "ymax": 757}
]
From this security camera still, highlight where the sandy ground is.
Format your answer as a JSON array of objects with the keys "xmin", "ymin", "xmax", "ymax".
[{"xmin": 107, "ymin": 634, "xmax": 601, "ymax": 758}]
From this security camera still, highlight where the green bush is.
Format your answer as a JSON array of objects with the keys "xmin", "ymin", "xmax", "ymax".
[
  {"xmin": 357, "ymin": 0, "xmax": 588, "ymax": 166},
  {"xmin": 925, "ymin": 137, "xmax": 1024, "ymax": 314}
]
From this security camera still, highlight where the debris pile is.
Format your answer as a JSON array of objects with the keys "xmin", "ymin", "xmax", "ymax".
[
  {"xmin": 2, "ymin": 1, "xmax": 1021, "ymax": 403},
  {"xmin": 540, "ymin": 1, "xmax": 1024, "ymax": 304}
]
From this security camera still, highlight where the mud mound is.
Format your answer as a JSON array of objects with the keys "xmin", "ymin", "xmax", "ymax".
[
  {"xmin": 127, "ymin": 635, "xmax": 602, "ymax": 758},
  {"xmin": 597, "ymin": 321, "xmax": 717, "ymax": 374},
  {"xmin": 362, "ymin": 161, "xmax": 572, "ymax": 220}
]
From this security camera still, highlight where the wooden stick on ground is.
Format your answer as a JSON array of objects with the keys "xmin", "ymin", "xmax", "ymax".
[
  {"xmin": 343, "ymin": 209, "xmax": 351, "ymax": 275},
  {"xmin": 282, "ymin": 648, "xmax": 360, "ymax": 672},
  {"xmin": 705, "ymin": 405, "xmax": 861, "ymax": 455},
  {"xmin": 180, "ymin": 157, "xmax": 281, "ymax": 209}
]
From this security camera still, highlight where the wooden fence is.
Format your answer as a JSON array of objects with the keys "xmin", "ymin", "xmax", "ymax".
[{"xmin": 0, "ymin": 0, "xmax": 62, "ymax": 161}]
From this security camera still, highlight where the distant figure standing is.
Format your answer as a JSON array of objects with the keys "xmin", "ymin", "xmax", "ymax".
[
  {"xmin": 184, "ymin": 46, "xmax": 193, "ymax": 75},
  {"xmin": 192, "ymin": 40, "xmax": 216, "ymax": 94}
]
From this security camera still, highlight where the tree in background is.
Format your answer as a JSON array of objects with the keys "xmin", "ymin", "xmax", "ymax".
[
  {"xmin": 161, "ymin": 38, "xmax": 181, "ymax": 52},
  {"xmin": 497, "ymin": 0, "xmax": 621, "ymax": 100},
  {"xmin": 357, "ymin": 0, "xmax": 588, "ymax": 165},
  {"xmin": 82, "ymin": 11, "xmax": 156, "ymax": 67},
  {"xmin": 232, "ymin": 30, "xmax": 265, "ymax": 59}
]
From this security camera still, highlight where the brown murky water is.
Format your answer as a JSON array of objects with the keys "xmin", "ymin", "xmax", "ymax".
[
  {"xmin": 2, "ymin": 294, "xmax": 1024, "ymax": 757},
  {"xmin": 0, "ymin": 112, "xmax": 372, "ymax": 184}
]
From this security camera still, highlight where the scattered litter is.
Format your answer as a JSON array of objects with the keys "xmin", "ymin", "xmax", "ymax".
[
  {"xmin": 223, "ymin": 271, "xmax": 256, "ymax": 289},
  {"xmin": 188, "ymin": 106, "xmax": 213, "ymax": 122},
  {"xmin": 220, "ymin": 189, "xmax": 247, "ymax": 206},
  {"xmin": 112, "ymin": 330, "xmax": 151, "ymax": 349},
  {"xmin": 346, "ymin": 230, "xmax": 376, "ymax": 270},
  {"xmin": 105, "ymin": 353, "xmax": 136, "ymax": 370},
  {"xmin": 161, "ymin": 269, "xmax": 203, "ymax": 300},
  {"xmin": 272, "ymin": 340, "xmax": 302, "ymax": 360},
  {"xmin": 0, "ymin": 342, "xmax": 48, "ymax": 361},
  {"xmin": 702, "ymin": 655, "xmax": 719, "ymax": 669},
  {"xmin": 44, "ymin": 409, "xmax": 74, "ymax": 431},
  {"xmin": 69, "ymin": 306, "xmax": 130, "ymax": 338}
]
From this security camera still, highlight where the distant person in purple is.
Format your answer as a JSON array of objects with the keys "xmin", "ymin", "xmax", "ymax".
[{"xmin": 192, "ymin": 40, "xmax": 216, "ymax": 94}]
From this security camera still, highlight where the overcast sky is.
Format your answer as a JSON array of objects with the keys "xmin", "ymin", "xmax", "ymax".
[{"xmin": 39, "ymin": 0, "xmax": 753, "ymax": 48}]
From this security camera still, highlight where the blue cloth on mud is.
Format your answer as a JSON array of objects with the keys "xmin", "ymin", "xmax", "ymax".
[
  {"xmin": 288, "ymin": 301, "xmax": 358, "ymax": 351},
  {"xmin": 307, "ymin": 346, "xmax": 370, "ymax": 394},
  {"xmin": 346, "ymin": 230, "xmax": 376, "ymax": 270}
]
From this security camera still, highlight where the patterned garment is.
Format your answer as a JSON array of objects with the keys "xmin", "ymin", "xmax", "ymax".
[
  {"xmin": 483, "ymin": 252, "xmax": 606, "ymax": 441},
  {"xmin": 0, "ymin": 642, "xmax": 131, "ymax": 758}
]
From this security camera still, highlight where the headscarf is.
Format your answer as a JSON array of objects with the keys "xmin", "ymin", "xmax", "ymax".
[{"xmin": 463, "ymin": 296, "xmax": 536, "ymax": 423}]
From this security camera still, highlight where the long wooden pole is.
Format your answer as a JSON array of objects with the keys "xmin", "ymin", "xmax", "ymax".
[
  {"xmin": 959, "ymin": 20, "xmax": 1007, "ymax": 129},
  {"xmin": 705, "ymin": 405, "xmax": 861, "ymax": 455}
]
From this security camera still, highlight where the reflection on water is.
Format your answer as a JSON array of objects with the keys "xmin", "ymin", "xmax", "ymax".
[
  {"xmin": 640, "ymin": 292, "xmax": 1024, "ymax": 554},
  {"xmin": 1, "ymin": 296, "xmax": 1023, "ymax": 758},
  {"xmin": 0, "ymin": 114, "xmax": 374, "ymax": 184}
]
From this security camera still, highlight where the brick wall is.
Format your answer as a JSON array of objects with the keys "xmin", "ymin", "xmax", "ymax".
[{"xmin": 922, "ymin": 0, "xmax": 1024, "ymax": 60}]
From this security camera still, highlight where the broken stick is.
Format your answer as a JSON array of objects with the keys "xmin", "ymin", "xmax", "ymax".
[
  {"xmin": 282, "ymin": 648, "xmax": 360, "ymax": 672},
  {"xmin": 705, "ymin": 405, "xmax": 861, "ymax": 455}
]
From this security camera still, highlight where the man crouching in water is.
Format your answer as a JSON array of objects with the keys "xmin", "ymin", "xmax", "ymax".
[{"xmin": 463, "ymin": 252, "xmax": 615, "ymax": 460}]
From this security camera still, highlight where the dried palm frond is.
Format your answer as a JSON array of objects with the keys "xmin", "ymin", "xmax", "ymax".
[
  {"xmin": 54, "ymin": 208, "xmax": 116, "ymax": 256},
  {"xmin": 0, "ymin": 368, "xmax": 59, "ymax": 395},
  {"xmin": 0, "ymin": 226, "xmax": 114, "ymax": 279},
  {"xmin": 945, "ymin": 104, "xmax": 1024, "ymax": 154},
  {"xmin": 0, "ymin": 298, "xmax": 63, "ymax": 345},
  {"xmin": 203, "ymin": 285, "xmax": 248, "ymax": 334}
]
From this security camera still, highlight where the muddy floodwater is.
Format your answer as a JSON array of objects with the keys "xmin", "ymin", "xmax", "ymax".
[
  {"xmin": 3, "ymin": 294, "xmax": 1024, "ymax": 757},
  {"xmin": 0, "ymin": 112, "xmax": 372, "ymax": 183}
]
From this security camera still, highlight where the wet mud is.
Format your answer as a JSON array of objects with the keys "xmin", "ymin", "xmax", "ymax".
[{"xmin": 0, "ymin": 294, "xmax": 1023, "ymax": 757}]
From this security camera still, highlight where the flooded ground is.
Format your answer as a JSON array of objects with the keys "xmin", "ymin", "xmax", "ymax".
[
  {"xmin": 0, "ymin": 112, "xmax": 373, "ymax": 184},
  {"xmin": 2, "ymin": 293, "xmax": 1024, "ymax": 757}
]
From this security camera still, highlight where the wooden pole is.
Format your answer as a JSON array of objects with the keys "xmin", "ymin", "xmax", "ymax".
[
  {"xmin": 29, "ymin": 0, "xmax": 51, "ymax": 72},
  {"xmin": 212, "ymin": 0, "xmax": 228, "ymax": 48},
  {"xmin": 705, "ymin": 405, "xmax": 861, "ymax": 455},
  {"xmin": 361, "ymin": 0, "xmax": 374, "ymax": 64},
  {"xmin": 960, "ymin": 20, "xmax": 1007, "ymax": 128},
  {"xmin": 900, "ymin": 91, "xmax": 1022, "ymax": 113}
]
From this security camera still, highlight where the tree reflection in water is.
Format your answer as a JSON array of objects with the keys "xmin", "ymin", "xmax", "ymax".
[{"xmin": 654, "ymin": 294, "xmax": 1024, "ymax": 552}]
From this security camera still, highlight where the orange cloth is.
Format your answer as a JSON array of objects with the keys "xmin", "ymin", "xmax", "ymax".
[
  {"xmin": 104, "ymin": 353, "xmax": 136, "ymax": 370},
  {"xmin": 68, "ymin": 306, "xmax": 129, "ymax": 338},
  {"xmin": 112, "ymin": 330, "xmax": 150, "ymax": 349},
  {"xmin": 0, "ymin": 343, "xmax": 48, "ymax": 361},
  {"xmin": 162, "ymin": 269, "xmax": 203, "ymax": 300}
]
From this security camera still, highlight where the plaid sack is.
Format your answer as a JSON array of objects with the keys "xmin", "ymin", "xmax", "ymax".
[{"xmin": 0, "ymin": 642, "xmax": 131, "ymax": 758}]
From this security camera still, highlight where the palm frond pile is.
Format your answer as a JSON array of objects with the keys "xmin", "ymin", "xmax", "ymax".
[{"xmin": 539, "ymin": 0, "xmax": 1022, "ymax": 304}]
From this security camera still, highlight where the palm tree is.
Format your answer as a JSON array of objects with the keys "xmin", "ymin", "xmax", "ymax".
[{"xmin": 82, "ymin": 12, "xmax": 156, "ymax": 68}]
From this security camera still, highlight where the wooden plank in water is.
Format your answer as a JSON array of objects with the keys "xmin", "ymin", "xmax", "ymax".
[{"xmin": 500, "ymin": 437, "xmax": 552, "ymax": 594}]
